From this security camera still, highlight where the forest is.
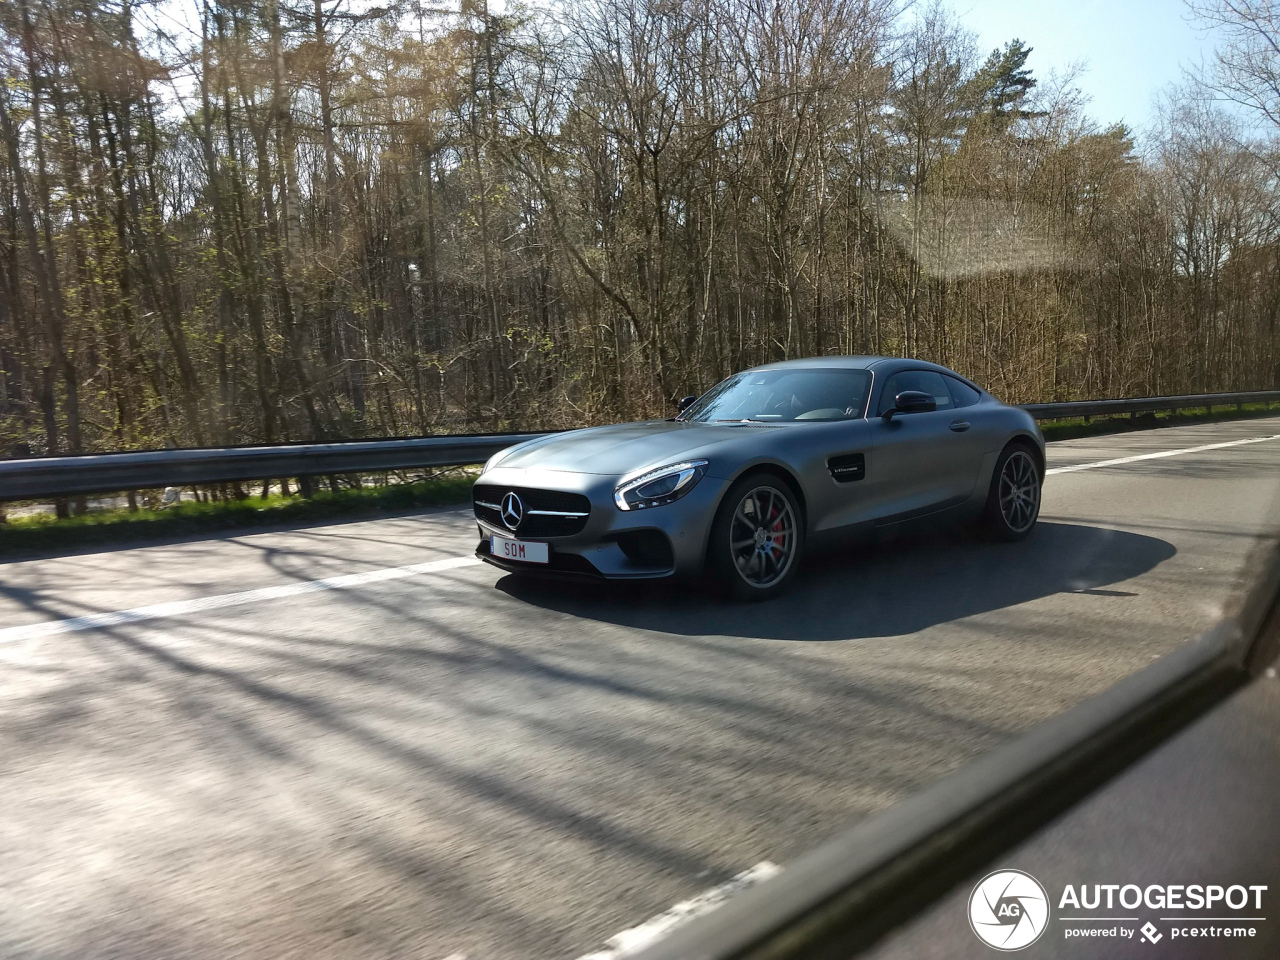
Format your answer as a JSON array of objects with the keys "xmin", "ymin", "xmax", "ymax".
[{"xmin": 2, "ymin": 0, "xmax": 1279, "ymax": 459}]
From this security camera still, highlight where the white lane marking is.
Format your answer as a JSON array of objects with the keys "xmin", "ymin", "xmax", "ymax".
[
  {"xmin": 1047, "ymin": 433, "xmax": 1280, "ymax": 476},
  {"xmin": 0, "ymin": 555, "xmax": 482, "ymax": 644},
  {"xmin": 575, "ymin": 861, "xmax": 781, "ymax": 960}
]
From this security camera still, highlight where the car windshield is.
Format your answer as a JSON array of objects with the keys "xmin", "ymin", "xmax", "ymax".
[{"xmin": 680, "ymin": 369, "xmax": 872, "ymax": 422}]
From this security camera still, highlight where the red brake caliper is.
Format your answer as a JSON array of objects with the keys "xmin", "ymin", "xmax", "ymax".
[{"xmin": 770, "ymin": 504, "xmax": 785, "ymax": 556}]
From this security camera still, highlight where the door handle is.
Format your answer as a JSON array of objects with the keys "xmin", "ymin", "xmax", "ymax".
[{"xmin": 950, "ymin": 420, "xmax": 970, "ymax": 432}]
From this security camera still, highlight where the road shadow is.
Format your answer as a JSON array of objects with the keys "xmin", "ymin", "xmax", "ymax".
[{"xmin": 495, "ymin": 521, "xmax": 1176, "ymax": 642}]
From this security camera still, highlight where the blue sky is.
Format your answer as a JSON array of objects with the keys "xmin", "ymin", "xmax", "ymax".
[{"xmin": 958, "ymin": 0, "xmax": 1220, "ymax": 131}]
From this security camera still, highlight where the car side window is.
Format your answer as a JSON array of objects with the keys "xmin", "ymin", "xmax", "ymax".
[
  {"xmin": 877, "ymin": 371, "xmax": 954, "ymax": 415},
  {"xmin": 945, "ymin": 376, "xmax": 982, "ymax": 409}
]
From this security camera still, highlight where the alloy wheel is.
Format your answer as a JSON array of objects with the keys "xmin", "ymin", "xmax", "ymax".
[
  {"xmin": 999, "ymin": 450, "xmax": 1040, "ymax": 534},
  {"xmin": 729, "ymin": 486, "xmax": 798, "ymax": 587}
]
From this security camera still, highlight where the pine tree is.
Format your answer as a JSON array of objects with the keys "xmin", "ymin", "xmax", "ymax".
[{"xmin": 968, "ymin": 39, "xmax": 1040, "ymax": 128}]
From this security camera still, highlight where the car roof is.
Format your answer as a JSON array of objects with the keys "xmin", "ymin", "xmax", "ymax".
[{"xmin": 745, "ymin": 356, "xmax": 959, "ymax": 376}]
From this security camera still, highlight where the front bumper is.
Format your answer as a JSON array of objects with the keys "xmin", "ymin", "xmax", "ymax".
[{"xmin": 472, "ymin": 465, "xmax": 728, "ymax": 580}]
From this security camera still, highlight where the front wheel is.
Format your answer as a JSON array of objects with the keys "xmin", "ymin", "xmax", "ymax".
[
  {"xmin": 980, "ymin": 444, "xmax": 1042, "ymax": 541},
  {"xmin": 709, "ymin": 475, "xmax": 805, "ymax": 601}
]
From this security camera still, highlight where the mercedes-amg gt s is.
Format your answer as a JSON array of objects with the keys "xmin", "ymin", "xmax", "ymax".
[{"xmin": 473, "ymin": 357, "xmax": 1044, "ymax": 599}]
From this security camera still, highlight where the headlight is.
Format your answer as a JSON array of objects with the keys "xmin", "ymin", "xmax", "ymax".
[{"xmin": 614, "ymin": 460, "xmax": 708, "ymax": 511}]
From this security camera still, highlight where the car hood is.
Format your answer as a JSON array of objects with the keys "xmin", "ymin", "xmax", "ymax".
[{"xmin": 491, "ymin": 420, "xmax": 755, "ymax": 476}]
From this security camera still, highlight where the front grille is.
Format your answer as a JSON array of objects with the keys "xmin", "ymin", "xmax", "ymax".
[{"xmin": 473, "ymin": 484, "xmax": 591, "ymax": 538}]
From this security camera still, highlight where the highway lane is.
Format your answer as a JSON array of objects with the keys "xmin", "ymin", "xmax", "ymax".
[{"xmin": 1, "ymin": 418, "xmax": 1279, "ymax": 960}]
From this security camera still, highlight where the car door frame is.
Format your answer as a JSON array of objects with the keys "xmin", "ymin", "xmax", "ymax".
[{"xmin": 862, "ymin": 368, "xmax": 984, "ymax": 524}]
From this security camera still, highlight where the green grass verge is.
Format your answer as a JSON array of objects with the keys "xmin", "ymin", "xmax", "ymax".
[
  {"xmin": 1039, "ymin": 402, "xmax": 1280, "ymax": 442},
  {"xmin": 0, "ymin": 473, "xmax": 476, "ymax": 559}
]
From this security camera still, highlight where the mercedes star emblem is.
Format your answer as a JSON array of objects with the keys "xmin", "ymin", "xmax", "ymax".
[{"xmin": 500, "ymin": 492, "xmax": 524, "ymax": 531}]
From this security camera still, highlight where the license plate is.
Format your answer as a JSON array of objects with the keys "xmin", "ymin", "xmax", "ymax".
[{"xmin": 490, "ymin": 535, "xmax": 549, "ymax": 564}]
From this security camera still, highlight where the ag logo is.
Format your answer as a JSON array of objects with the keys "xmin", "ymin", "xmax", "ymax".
[{"xmin": 968, "ymin": 869, "xmax": 1049, "ymax": 951}]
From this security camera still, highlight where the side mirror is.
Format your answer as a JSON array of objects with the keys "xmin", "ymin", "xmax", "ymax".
[
  {"xmin": 676, "ymin": 395, "xmax": 697, "ymax": 413},
  {"xmin": 883, "ymin": 390, "xmax": 936, "ymax": 421}
]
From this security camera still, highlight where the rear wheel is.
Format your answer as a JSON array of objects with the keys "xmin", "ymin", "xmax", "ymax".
[
  {"xmin": 980, "ymin": 444, "xmax": 1042, "ymax": 541},
  {"xmin": 710, "ymin": 475, "xmax": 805, "ymax": 601}
]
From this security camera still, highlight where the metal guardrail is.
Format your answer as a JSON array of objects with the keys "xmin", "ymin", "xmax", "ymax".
[
  {"xmin": 0, "ymin": 433, "xmax": 546, "ymax": 502},
  {"xmin": 1021, "ymin": 390, "xmax": 1280, "ymax": 421},
  {"xmin": 1, "ymin": 390, "xmax": 1278, "ymax": 502},
  {"xmin": 630, "ymin": 537, "xmax": 1280, "ymax": 960}
]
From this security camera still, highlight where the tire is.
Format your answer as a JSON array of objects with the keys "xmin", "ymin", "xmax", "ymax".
[
  {"xmin": 709, "ymin": 474, "xmax": 805, "ymax": 601},
  {"xmin": 980, "ymin": 443, "xmax": 1042, "ymax": 541}
]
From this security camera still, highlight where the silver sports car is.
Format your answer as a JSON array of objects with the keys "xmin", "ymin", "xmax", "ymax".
[{"xmin": 473, "ymin": 356, "xmax": 1044, "ymax": 599}]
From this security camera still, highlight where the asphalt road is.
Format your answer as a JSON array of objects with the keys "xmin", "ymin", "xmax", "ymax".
[{"xmin": 2, "ymin": 418, "xmax": 1279, "ymax": 960}]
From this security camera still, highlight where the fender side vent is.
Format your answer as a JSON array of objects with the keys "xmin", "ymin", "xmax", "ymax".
[{"xmin": 828, "ymin": 452, "xmax": 865, "ymax": 483}]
